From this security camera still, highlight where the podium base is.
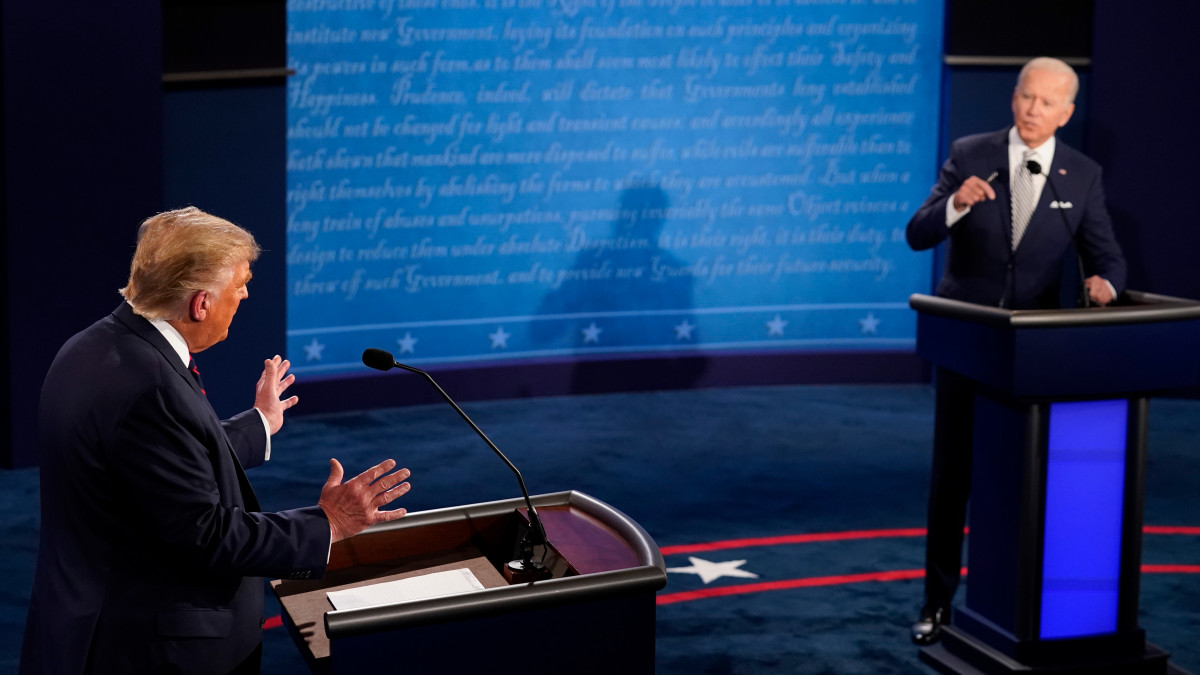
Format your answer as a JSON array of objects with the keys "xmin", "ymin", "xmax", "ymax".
[
  {"xmin": 919, "ymin": 626, "xmax": 1191, "ymax": 675},
  {"xmin": 504, "ymin": 558, "xmax": 551, "ymax": 583}
]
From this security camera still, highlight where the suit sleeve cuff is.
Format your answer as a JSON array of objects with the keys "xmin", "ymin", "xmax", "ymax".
[
  {"xmin": 253, "ymin": 407, "xmax": 272, "ymax": 461},
  {"xmin": 946, "ymin": 197, "xmax": 969, "ymax": 227}
]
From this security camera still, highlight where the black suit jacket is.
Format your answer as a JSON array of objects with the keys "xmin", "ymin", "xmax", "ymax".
[
  {"xmin": 22, "ymin": 303, "xmax": 331, "ymax": 674},
  {"xmin": 907, "ymin": 128, "xmax": 1126, "ymax": 309}
]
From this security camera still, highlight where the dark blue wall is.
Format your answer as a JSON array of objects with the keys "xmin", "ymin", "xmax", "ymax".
[
  {"xmin": 162, "ymin": 85, "xmax": 287, "ymax": 421},
  {"xmin": 2, "ymin": 0, "xmax": 163, "ymax": 467},
  {"xmin": 1090, "ymin": 5, "xmax": 1200, "ymax": 301}
]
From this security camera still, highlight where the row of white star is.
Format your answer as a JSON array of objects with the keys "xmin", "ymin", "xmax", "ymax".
[{"xmin": 300, "ymin": 312, "xmax": 884, "ymax": 361}]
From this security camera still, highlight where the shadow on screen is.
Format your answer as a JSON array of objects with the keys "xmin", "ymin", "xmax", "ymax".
[{"xmin": 531, "ymin": 187, "xmax": 708, "ymax": 393}]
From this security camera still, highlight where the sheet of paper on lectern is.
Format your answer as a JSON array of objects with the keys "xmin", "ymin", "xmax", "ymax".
[{"xmin": 326, "ymin": 568, "xmax": 486, "ymax": 611}]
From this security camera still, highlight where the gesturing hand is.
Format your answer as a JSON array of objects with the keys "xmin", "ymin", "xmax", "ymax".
[
  {"xmin": 318, "ymin": 458, "xmax": 412, "ymax": 543},
  {"xmin": 254, "ymin": 355, "xmax": 298, "ymax": 434},
  {"xmin": 951, "ymin": 174, "xmax": 997, "ymax": 212}
]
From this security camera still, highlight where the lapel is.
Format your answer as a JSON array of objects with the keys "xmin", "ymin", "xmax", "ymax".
[
  {"xmin": 113, "ymin": 303, "xmax": 203, "ymax": 399},
  {"xmin": 1015, "ymin": 138, "xmax": 1072, "ymax": 252},
  {"xmin": 111, "ymin": 303, "xmax": 260, "ymax": 511},
  {"xmin": 985, "ymin": 129, "xmax": 1014, "ymax": 244}
]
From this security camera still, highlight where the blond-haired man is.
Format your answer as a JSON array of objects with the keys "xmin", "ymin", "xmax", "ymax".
[{"xmin": 22, "ymin": 207, "xmax": 412, "ymax": 674}]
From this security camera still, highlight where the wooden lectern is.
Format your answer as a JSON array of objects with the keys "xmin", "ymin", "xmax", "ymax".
[
  {"xmin": 272, "ymin": 490, "xmax": 666, "ymax": 674},
  {"xmin": 910, "ymin": 291, "xmax": 1200, "ymax": 675}
]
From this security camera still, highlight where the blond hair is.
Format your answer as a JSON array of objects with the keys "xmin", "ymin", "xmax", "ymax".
[
  {"xmin": 119, "ymin": 207, "xmax": 260, "ymax": 320},
  {"xmin": 1018, "ymin": 57, "xmax": 1080, "ymax": 104}
]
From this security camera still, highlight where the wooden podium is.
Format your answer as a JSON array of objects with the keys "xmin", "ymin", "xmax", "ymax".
[
  {"xmin": 272, "ymin": 490, "xmax": 666, "ymax": 674},
  {"xmin": 909, "ymin": 291, "xmax": 1200, "ymax": 675}
]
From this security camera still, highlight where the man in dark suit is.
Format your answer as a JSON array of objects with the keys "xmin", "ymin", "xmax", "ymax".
[
  {"xmin": 21, "ymin": 207, "xmax": 413, "ymax": 674},
  {"xmin": 905, "ymin": 57, "xmax": 1127, "ymax": 644}
]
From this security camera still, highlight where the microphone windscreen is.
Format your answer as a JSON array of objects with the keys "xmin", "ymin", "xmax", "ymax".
[
  {"xmin": 362, "ymin": 348, "xmax": 396, "ymax": 371},
  {"xmin": 1026, "ymin": 159, "xmax": 1042, "ymax": 175}
]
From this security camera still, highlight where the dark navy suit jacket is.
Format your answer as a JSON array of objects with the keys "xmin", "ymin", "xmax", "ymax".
[
  {"xmin": 22, "ymin": 303, "xmax": 331, "ymax": 674},
  {"xmin": 907, "ymin": 128, "xmax": 1126, "ymax": 309}
]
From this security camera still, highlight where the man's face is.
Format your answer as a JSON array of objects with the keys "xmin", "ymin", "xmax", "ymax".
[
  {"xmin": 1011, "ymin": 67, "xmax": 1076, "ymax": 149},
  {"xmin": 196, "ymin": 259, "xmax": 251, "ymax": 352}
]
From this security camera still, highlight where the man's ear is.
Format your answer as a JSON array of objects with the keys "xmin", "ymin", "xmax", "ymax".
[{"xmin": 188, "ymin": 291, "xmax": 209, "ymax": 322}]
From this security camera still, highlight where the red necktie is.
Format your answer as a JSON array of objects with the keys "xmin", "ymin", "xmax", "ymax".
[{"xmin": 188, "ymin": 356, "xmax": 206, "ymax": 396}]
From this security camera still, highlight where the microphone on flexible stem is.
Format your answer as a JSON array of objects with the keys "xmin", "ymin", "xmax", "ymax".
[
  {"xmin": 1026, "ymin": 159, "xmax": 1090, "ymax": 308},
  {"xmin": 361, "ymin": 348, "xmax": 551, "ymax": 582}
]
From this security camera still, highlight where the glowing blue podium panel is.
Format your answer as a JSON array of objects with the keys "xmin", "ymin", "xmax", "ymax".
[
  {"xmin": 285, "ymin": 3, "xmax": 945, "ymax": 376},
  {"xmin": 1040, "ymin": 399, "xmax": 1128, "ymax": 640}
]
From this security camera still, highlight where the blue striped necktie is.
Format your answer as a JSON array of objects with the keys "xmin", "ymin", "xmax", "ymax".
[{"xmin": 1011, "ymin": 149, "xmax": 1037, "ymax": 250}]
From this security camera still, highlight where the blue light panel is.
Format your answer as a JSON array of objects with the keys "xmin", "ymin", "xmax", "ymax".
[{"xmin": 1040, "ymin": 399, "xmax": 1127, "ymax": 639}]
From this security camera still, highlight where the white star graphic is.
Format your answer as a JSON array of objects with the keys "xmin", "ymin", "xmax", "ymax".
[
  {"xmin": 859, "ymin": 312, "xmax": 881, "ymax": 334},
  {"xmin": 581, "ymin": 322, "xmax": 602, "ymax": 344},
  {"xmin": 666, "ymin": 557, "xmax": 760, "ymax": 584},
  {"xmin": 766, "ymin": 314, "xmax": 788, "ymax": 337},
  {"xmin": 397, "ymin": 332, "xmax": 418, "ymax": 354},
  {"xmin": 489, "ymin": 326, "xmax": 510, "ymax": 349},
  {"xmin": 674, "ymin": 319, "xmax": 695, "ymax": 341},
  {"xmin": 303, "ymin": 338, "xmax": 326, "ymax": 361}
]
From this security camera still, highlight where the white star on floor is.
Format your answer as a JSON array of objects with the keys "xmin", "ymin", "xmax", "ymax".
[
  {"xmin": 666, "ymin": 557, "xmax": 760, "ymax": 584},
  {"xmin": 303, "ymin": 338, "xmax": 325, "ymax": 361},
  {"xmin": 397, "ymin": 332, "xmax": 418, "ymax": 354},
  {"xmin": 766, "ymin": 314, "xmax": 788, "ymax": 336},
  {"xmin": 581, "ymin": 322, "xmax": 603, "ymax": 344},
  {"xmin": 859, "ymin": 312, "xmax": 881, "ymax": 334},
  {"xmin": 674, "ymin": 319, "xmax": 695, "ymax": 341},
  {"xmin": 489, "ymin": 326, "xmax": 510, "ymax": 349}
]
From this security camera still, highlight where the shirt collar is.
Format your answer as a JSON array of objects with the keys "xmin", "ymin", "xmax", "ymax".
[
  {"xmin": 142, "ymin": 307, "xmax": 192, "ymax": 367},
  {"xmin": 1008, "ymin": 126, "xmax": 1056, "ymax": 166}
]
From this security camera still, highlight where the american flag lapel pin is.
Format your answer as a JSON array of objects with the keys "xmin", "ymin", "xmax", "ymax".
[{"xmin": 1058, "ymin": 168, "xmax": 1067, "ymax": 175}]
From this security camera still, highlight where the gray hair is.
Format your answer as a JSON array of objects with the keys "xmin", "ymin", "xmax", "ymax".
[{"xmin": 1017, "ymin": 57, "xmax": 1080, "ymax": 104}]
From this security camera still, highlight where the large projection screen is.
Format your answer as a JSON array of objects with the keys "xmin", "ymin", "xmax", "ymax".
[{"xmin": 286, "ymin": 1, "xmax": 943, "ymax": 378}]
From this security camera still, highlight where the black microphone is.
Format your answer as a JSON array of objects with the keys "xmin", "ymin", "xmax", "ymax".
[
  {"xmin": 1025, "ymin": 160, "xmax": 1091, "ymax": 308},
  {"xmin": 361, "ymin": 348, "xmax": 551, "ymax": 581}
]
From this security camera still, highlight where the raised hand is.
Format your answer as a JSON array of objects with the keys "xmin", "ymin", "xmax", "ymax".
[
  {"xmin": 318, "ymin": 458, "xmax": 412, "ymax": 543},
  {"xmin": 254, "ymin": 355, "xmax": 298, "ymax": 434},
  {"xmin": 951, "ymin": 174, "xmax": 998, "ymax": 212}
]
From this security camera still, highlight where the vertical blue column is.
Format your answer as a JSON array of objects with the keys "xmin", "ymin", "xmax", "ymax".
[{"xmin": 1040, "ymin": 399, "xmax": 1128, "ymax": 639}]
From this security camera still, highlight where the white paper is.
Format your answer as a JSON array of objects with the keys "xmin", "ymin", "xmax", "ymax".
[{"xmin": 326, "ymin": 568, "xmax": 486, "ymax": 611}]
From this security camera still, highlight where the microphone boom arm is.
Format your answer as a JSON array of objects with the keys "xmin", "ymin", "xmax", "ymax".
[
  {"xmin": 379, "ymin": 358, "xmax": 549, "ymax": 567},
  {"xmin": 1027, "ymin": 160, "xmax": 1091, "ymax": 308}
]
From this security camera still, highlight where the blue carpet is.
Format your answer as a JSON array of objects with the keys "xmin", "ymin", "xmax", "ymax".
[{"xmin": 2, "ymin": 384, "xmax": 1197, "ymax": 673}]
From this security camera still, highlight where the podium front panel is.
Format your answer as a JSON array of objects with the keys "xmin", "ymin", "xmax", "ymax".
[{"xmin": 1040, "ymin": 399, "xmax": 1128, "ymax": 639}]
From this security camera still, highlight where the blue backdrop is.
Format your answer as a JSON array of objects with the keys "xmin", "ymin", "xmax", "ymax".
[{"xmin": 285, "ymin": 2, "xmax": 944, "ymax": 377}]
